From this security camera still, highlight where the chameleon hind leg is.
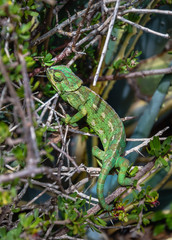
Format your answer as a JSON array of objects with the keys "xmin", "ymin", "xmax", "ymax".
[
  {"xmin": 116, "ymin": 157, "xmax": 133, "ymax": 186},
  {"xmin": 92, "ymin": 146, "xmax": 105, "ymax": 161}
]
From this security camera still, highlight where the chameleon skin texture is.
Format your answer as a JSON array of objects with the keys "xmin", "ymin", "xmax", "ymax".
[{"xmin": 46, "ymin": 66, "xmax": 133, "ymax": 211}]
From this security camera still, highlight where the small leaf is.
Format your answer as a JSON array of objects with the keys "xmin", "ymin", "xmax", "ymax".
[
  {"xmin": 34, "ymin": 209, "xmax": 39, "ymax": 219},
  {"xmin": 0, "ymin": 122, "xmax": 10, "ymax": 143},
  {"xmin": 152, "ymin": 211, "xmax": 165, "ymax": 222},
  {"xmin": 12, "ymin": 207, "xmax": 21, "ymax": 213},
  {"xmin": 166, "ymin": 216, "xmax": 172, "ymax": 230},
  {"xmin": 96, "ymin": 217, "xmax": 107, "ymax": 227},
  {"xmin": 44, "ymin": 53, "xmax": 52, "ymax": 62},
  {"xmin": 28, "ymin": 11, "xmax": 39, "ymax": 17},
  {"xmin": 129, "ymin": 166, "xmax": 138, "ymax": 176},
  {"xmin": 44, "ymin": 61, "xmax": 54, "ymax": 66},
  {"xmin": 31, "ymin": 80, "xmax": 40, "ymax": 91},
  {"xmin": 30, "ymin": 217, "xmax": 41, "ymax": 228},
  {"xmin": 113, "ymin": 59, "xmax": 123, "ymax": 69},
  {"xmin": 153, "ymin": 223, "xmax": 165, "ymax": 236},
  {"xmin": 159, "ymin": 156, "xmax": 168, "ymax": 167},
  {"xmin": 20, "ymin": 22, "xmax": 32, "ymax": 34},
  {"xmin": 143, "ymin": 217, "xmax": 150, "ymax": 226},
  {"xmin": 0, "ymin": 227, "xmax": 6, "ymax": 237}
]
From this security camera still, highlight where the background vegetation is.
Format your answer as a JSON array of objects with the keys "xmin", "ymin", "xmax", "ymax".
[{"xmin": 0, "ymin": 0, "xmax": 172, "ymax": 239}]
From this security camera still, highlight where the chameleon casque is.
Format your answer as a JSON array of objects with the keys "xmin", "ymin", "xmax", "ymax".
[{"xmin": 46, "ymin": 65, "xmax": 133, "ymax": 211}]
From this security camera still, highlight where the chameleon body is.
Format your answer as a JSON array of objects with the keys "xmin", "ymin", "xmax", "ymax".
[{"xmin": 47, "ymin": 66, "xmax": 133, "ymax": 211}]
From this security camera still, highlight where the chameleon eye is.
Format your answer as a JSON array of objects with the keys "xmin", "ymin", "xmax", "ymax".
[{"xmin": 54, "ymin": 72, "xmax": 63, "ymax": 82}]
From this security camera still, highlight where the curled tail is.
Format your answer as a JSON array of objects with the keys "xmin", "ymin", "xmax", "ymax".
[
  {"xmin": 97, "ymin": 156, "xmax": 133, "ymax": 211},
  {"xmin": 97, "ymin": 164, "xmax": 114, "ymax": 211}
]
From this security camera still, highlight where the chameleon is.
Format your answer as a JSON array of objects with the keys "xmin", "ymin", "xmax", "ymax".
[{"xmin": 46, "ymin": 65, "xmax": 133, "ymax": 211}]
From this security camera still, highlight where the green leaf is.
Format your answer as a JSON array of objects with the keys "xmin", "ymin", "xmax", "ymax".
[
  {"xmin": 128, "ymin": 214, "xmax": 138, "ymax": 221},
  {"xmin": 149, "ymin": 191, "xmax": 158, "ymax": 199},
  {"xmin": 147, "ymin": 136, "xmax": 161, "ymax": 157},
  {"xmin": 96, "ymin": 217, "xmax": 107, "ymax": 227},
  {"xmin": 12, "ymin": 207, "xmax": 21, "ymax": 213},
  {"xmin": 132, "ymin": 190, "xmax": 138, "ymax": 200},
  {"xmin": 19, "ymin": 213, "xmax": 26, "ymax": 226},
  {"xmin": 16, "ymin": 86, "xmax": 24, "ymax": 98},
  {"xmin": 8, "ymin": 223, "xmax": 22, "ymax": 239},
  {"xmin": 20, "ymin": 22, "xmax": 32, "ymax": 34},
  {"xmin": 129, "ymin": 166, "xmax": 138, "ymax": 176},
  {"xmin": 143, "ymin": 217, "xmax": 150, "ymax": 226},
  {"xmin": 0, "ymin": 122, "xmax": 10, "ymax": 144},
  {"xmin": 44, "ymin": 53, "xmax": 52, "ymax": 62},
  {"xmin": 0, "ymin": 227, "xmax": 6, "ymax": 237},
  {"xmin": 24, "ymin": 215, "xmax": 34, "ymax": 228},
  {"xmin": 146, "ymin": 185, "xmax": 152, "ymax": 195},
  {"xmin": 44, "ymin": 61, "xmax": 54, "ymax": 66},
  {"xmin": 30, "ymin": 217, "xmax": 41, "ymax": 228},
  {"xmin": 147, "ymin": 136, "xmax": 172, "ymax": 158},
  {"xmin": 31, "ymin": 80, "xmax": 40, "ymax": 91},
  {"xmin": 152, "ymin": 211, "xmax": 165, "ymax": 222},
  {"xmin": 34, "ymin": 209, "xmax": 39, "ymax": 219},
  {"xmin": 25, "ymin": 56, "xmax": 35, "ymax": 68},
  {"xmin": 153, "ymin": 223, "xmax": 165, "ymax": 236},
  {"xmin": 166, "ymin": 216, "xmax": 172, "ymax": 230},
  {"xmin": 69, "ymin": 211, "xmax": 77, "ymax": 221},
  {"xmin": 28, "ymin": 11, "xmax": 39, "ymax": 17},
  {"xmin": 19, "ymin": 33, "xmax": 30, "ymax": 40},
  {"xmin": 113, "ymin": 59, "xmax": 123, "ymax": 69},
  {"xmin": 161, "ymin": 136, "xmax": 172, "ymax": 155},
  {"xmin": 12, "ymin": 144, "xmax": 26, "ymax": 162},
  {"xmin": 159, "ymin": 156, "xmax": 168, "ymax": 167}
]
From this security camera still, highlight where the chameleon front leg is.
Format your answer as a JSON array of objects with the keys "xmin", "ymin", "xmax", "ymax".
[{"xmin": 64, "ymin": 105, "xmax": 87, "ymax": 124}]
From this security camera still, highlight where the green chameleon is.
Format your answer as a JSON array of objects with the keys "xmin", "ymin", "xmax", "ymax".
[{"xmin": 46, "ymin": 65, "xmax": 133, "ymax": 211}]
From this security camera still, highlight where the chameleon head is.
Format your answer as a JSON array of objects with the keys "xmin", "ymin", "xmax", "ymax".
[{"xmin": 46, "ymin": 65, "xmax": 83, "ymax": 93}]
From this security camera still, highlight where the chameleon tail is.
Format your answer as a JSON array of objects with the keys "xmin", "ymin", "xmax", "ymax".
[{"xmin": 97, "ymin": 163, "xmax": 114, "ymax": 211}]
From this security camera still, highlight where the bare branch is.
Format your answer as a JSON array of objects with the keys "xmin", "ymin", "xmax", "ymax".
[
  {"xmin": 93, "ymin": 0, "xmax": 120, "ymax": 86},
  {"xmin": 118, "ymin": 16, "xmax": 170, "ymax": 39},
  {"xmin": 92, "ymin": 66, "xmax": 172, "ymax": 82},
  {"xmin": 18, "ymin": 52, "xmax": 40, "ymax": 167},
  {"xmin": 122, "ymin": 8, "xmax": 172, "ymax": 16}
]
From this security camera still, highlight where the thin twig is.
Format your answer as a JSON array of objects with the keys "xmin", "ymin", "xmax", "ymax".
[
  {"xmin": 30, "ymin": 2, "xmax": 101, "ymax": 47},
  {"xmin": 117, "ymin": 16, "xmax": 170, "ymax": 39},
  {"xmin": 122, "ymin": 8, "xmax": 172, "ymax": 16},
  {"xmin": 93, "ymin": 0, "xmax": 120, "ymax": 86},
  {"xmin": 94, "ymin": 66, "xmax": 172, "ymax": 82},
  {"xmin": 50, "ymin": 142, "xmax": 80, "ymax": 171},
  {"xmin": 125, "ymin": 126, "xmax": 169, "ymax": 156},
  {"xmin": 18, "ymin": 52, "xmax": 40, "ymax": 167},
  {"xmin": 0, "ymin": 166, "xmax": 53, "ymax": 184}
]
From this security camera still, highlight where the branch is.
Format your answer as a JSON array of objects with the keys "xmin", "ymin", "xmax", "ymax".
[
  {"xmin": 30, "ymin": 2, "xmax": 101, "ymax": 47},
  {"xmin": 0, "ymin": 166, "xmax": 53, "ymax": 184},
  {"xmin": 117, "ymin": 16, "xmax": 170, "ymax": 39},
  {"xmin": 50, "ymin": 143, "xmax": 80, "ymax": 172},
  {"xmin": 122, "ymin": 8, "xmax": 172, "ymax": 16},
  {"xmin": 93, "ymin": 0, "xmax": 120, "ymax": 86},
  {"xmin": 18, "ymin": 51, "xmax": 40, "ymax": 167},
  {"xmin": 91, "ymin": 66, "xmax": 172, "ymax": 82},
  {"xmin": 0, "ymin": 56, "xmax": 26, "ymax": 123}
]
